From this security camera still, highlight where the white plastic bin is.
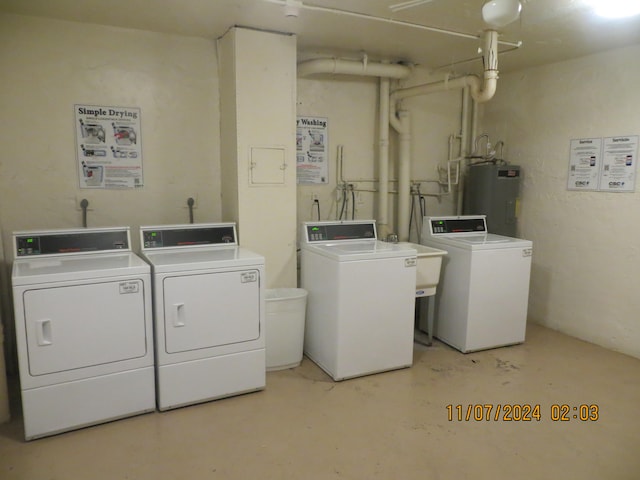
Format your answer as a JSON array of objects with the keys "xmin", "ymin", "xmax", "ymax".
[{"xmin": 265, "ymin": 288, "xmax": 308, "ymax": 371}]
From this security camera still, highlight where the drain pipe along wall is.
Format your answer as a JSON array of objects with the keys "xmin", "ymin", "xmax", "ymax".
[
  {"xmin": 297, "ymin": 57, "xmax": 411, "ymax": 239},
  {"xmin": 297, "ymin": 29, "xmax": 500, "ymax": 240},
  {"xmin": 390, "ymin": 29, "xmax": 499, "ymax": 240}
]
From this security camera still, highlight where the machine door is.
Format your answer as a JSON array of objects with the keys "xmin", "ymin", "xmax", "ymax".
[
  {"xmin": 162, "ymin": 269, "xmax": 260, "ymax": 354},
  {"xmin": 22, "ymin": 279, "xmax": 147, "ymax": 376}
]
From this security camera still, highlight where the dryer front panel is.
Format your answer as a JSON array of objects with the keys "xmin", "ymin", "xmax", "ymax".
[
  {"xmin": 22, "ymin": 279, "xmax": 148, "ymax": 376},
  {"xmin": 162, "ymin": 270, "xmax": 260, "ymax": 354}
]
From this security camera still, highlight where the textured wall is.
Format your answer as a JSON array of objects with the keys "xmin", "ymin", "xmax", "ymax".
[
  {"xmin": 483, "ymin": 45, "xmax": 640, "ymax": 358},
  {"xmin": 0, "ymin": 13, "xmax": 221, "ymax": 255},
  {"xmin": 0, "ymin": 13, "xmax": 222, "ymax": 375}
]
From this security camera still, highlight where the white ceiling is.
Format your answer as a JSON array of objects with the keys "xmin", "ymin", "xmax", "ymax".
[{"xmin": 2, "ymin": 0, "xmax": 640, "ymax": 74}]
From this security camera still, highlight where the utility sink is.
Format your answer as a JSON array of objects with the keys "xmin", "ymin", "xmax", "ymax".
[{"xmin": 397, "ymin": 242, "xmax": 447, "ymax": 297}]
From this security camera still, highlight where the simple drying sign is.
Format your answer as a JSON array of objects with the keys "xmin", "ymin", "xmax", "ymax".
[
  {"xmin": 567, "ymin": 136, "xmax": 637, "ymax": 192},
  {"xmin": 75, "ymin": 104, "xmax": 144, "ymax": 189}
]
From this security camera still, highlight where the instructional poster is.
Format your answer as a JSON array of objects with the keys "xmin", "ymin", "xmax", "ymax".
[
  {"xmin": 296, "ymin": 116, "xmax": 328, "ymax": 184},
  {"xmin": 567, "ymin": 138, "xmax": 601, "ymax": 191},
  {"xmin": 75, "ymin": 104, "xmax": 143, "ymax": 189},
  {"xmin": 599, "ymin": 135, "xmax": 638, "ymax": 192}
]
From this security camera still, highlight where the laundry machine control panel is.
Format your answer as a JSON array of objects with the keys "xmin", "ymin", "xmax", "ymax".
[
  {"xmin": 141, "ymin": 224, "xmax": 236, "ymax": 249},
  {"xmin": 304, "ymin": 221, "xmax": 377, "ymax": 243},
  {"xmin": 428, "ymin": 216, "xmax": 487, "ymax": 236},
  {"xmin": 14, "ymin": 228, "xmax": 130, "ymax": 257}
]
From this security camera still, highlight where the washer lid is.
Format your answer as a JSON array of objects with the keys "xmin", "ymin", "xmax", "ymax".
[
  {"xmin": 143, "ymin": 246, "xmax": 264, "ymax": 272},
  {"xmin": 427, "ymin": 233, "xmax": 532, "ymax": 250},
  {"xmin": 12, "ymin": 252, "xmax": 149, "ymax": 285},
  {"xmin": 303, "ymin": 240, "xmax": 416, "ymax": 261}
]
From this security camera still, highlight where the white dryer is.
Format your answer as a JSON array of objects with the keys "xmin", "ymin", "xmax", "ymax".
[
  {"xmin": 301, "ymin": 220, "xmax": 418, "ymax": 381},
  {"xmin": 140, "ymin": 223, "xmax": 265, "ymax": 411},
  {"xmin": 11, "ymin": 227, "xmax": 155, "ymax": 440},
  {"xmin": 421, "ymin": 215, "xmax": 533, "ymax": 353}
]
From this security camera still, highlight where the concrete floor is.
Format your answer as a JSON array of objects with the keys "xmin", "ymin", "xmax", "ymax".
[{"xmin": 1, "ymin": 323, "xmax": 639, "ymax": 479}]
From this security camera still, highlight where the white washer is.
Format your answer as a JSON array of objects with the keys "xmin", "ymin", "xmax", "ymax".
[
  {"xmin": 11, "ymin": 227, "xmax": 155, "ymax": 440},
  {"xmin": 301, "ymin": 220, "xmax": 418, "ymax": 381},
  {"xmin": 421, "ymin": 215, "xmax": 533, "ymax": 353},
  {"xmin": 140, "ymin": 223, "xmax": 265, "ymax": 411}
]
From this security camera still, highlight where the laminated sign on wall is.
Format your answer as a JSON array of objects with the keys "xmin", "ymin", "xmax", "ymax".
[
  {"xmin": 296, "ymin": 116, "xmax": 328, "ymax": 185},
  {"xmin": 567, "ymin": 135, "xmax": 637, "ymax": 192},
  {"xmin": 75, "ymin": 104, "xmax": 144, "ymax": 189},
  {"xmin": 599, "ymin": 136, "xmax": 638, "ymax": 192}
]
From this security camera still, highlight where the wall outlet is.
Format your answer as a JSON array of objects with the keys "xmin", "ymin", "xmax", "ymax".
[
  {"xmin": 75, "ymin": 195, "xmax": 94, "ymax": 211},
  {"xmin": 311, "ymin": 192, "xmax": 319, "ymax": 202}
]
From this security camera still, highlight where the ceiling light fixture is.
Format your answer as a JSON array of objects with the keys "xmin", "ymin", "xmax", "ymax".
[
  {"xmin": 481, "ymin": 0, "xmax": 522, "ymax": 27},
  {"xmin": 586, "ymin": 0, "xmax": 640, "ymax": 18}
]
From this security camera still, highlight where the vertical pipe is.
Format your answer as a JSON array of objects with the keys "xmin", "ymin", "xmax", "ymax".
[
  {"xmin": 461, "ymin": 86, "xmax": 470, "ymax": 158},
  {"xmin": 80, "ymin": 199, "xmax": 89, "ymax": 228},
  {"xmin": 187, "ymin": 197, "xmax": 195, "ymax": 224},
  {"xmin": 471, "ymin": 96, "xmax": 479, "ymax": 152},
  {"xmin": 378, "ymin": 77, "xmax": 390, "ymax": 239},
  {"xmin": 397, "ymin": 110, "xmax": 411, "ymax": 241},
  {"xmin": 457, "ymin": 87, "xmax": 471, "ymax": 215}
]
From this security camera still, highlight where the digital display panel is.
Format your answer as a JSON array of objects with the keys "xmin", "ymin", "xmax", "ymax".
[
  {"xmin": 430, "ymin": 218, "xmax": 487, "ymax": 234},
  {"xmin": 142, "ymin": 226, "xmax": 236, "ymax": 248},
  {"xmin": 15, "ymin": 231, "xmax": 129, "ymax": 256},
  {"xmin": 306, "ymin": 223, "xmax": 376, "ymax": 242}
]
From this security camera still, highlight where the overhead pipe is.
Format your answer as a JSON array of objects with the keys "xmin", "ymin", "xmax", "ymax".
[
  {"xmin": 299, "ymin": 31, "xmax": 500, "ymax": 240},
  {"xmin": 390, "ymin": 30, "xmax": 500, "ymax": 105},
  {"xmin": 265, "ymin": 0, "xmax": 522, "ymax": 49},
  {"xmin": 388, "ymin": 30, "xmax": 500, "ymax": 239},
  {"xmin": 298, "ymin": 56, "xmax": 410, "ymax": 237},
  {"xmin": 298, "ymin": 57, "xmax": 411, "ymax": 79}
]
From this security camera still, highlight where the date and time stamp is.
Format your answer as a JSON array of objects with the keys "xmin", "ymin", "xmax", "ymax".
[{"xmin": 446, "ymin": 404, "xmax": 599, "ymax": 422}]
